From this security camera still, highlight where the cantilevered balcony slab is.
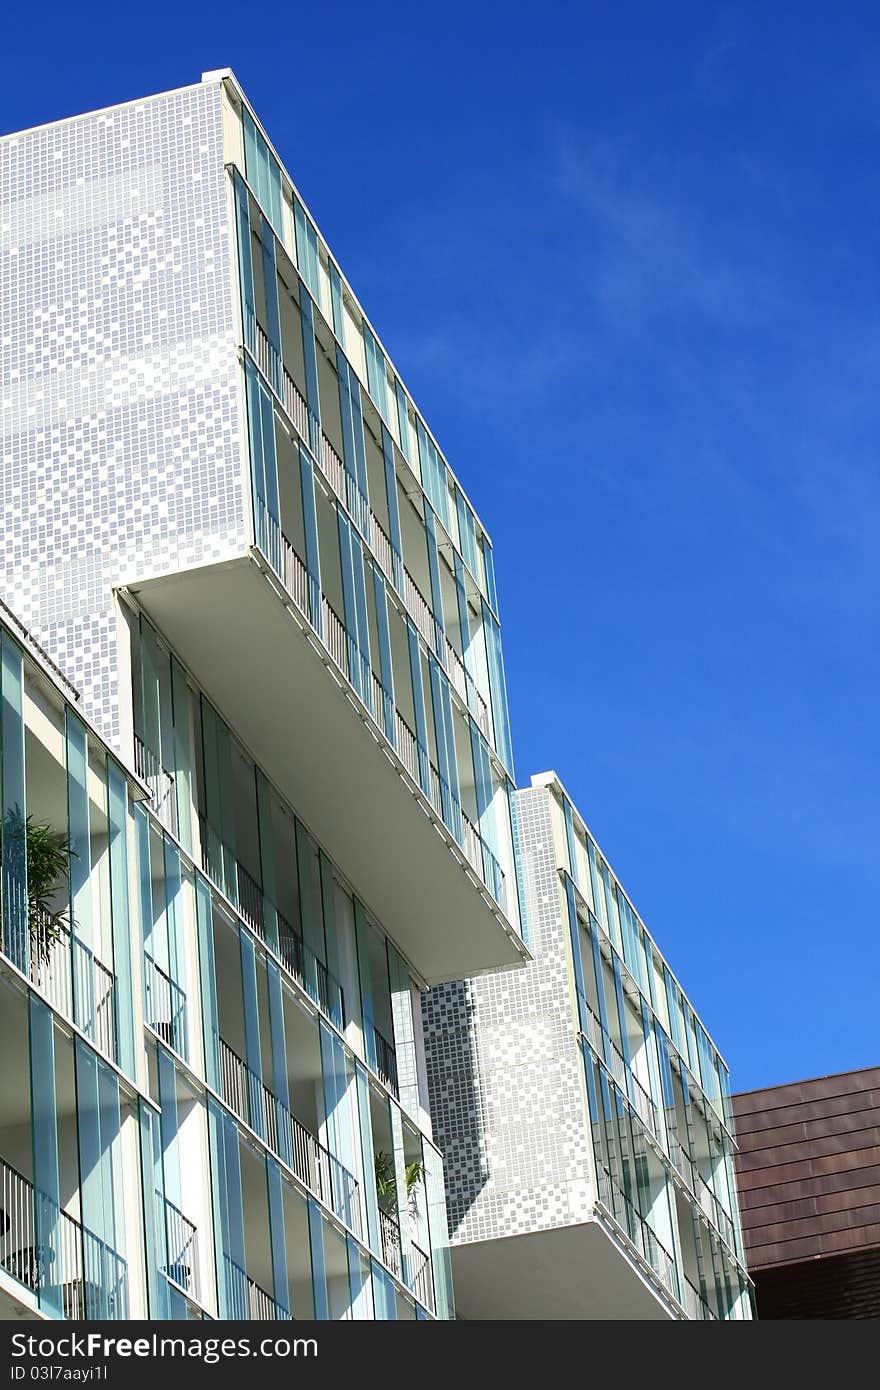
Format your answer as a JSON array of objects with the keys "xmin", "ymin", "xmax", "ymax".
[
  {"xmin": 127, "ymin": 553, "xmax": 528, "ymax": 985},
  {"xmin": 450, "ymin": 1220, "xmax": 681, "ymax": 1320}
]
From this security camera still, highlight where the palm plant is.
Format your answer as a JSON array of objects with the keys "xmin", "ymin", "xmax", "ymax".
[
  {"xmin": 375, "ymin": 1150, "xmax": 425, "ymax": 1220},
  {"xmin": 1, "ymin": 809, "xmax": 74, "ymax": 964}
]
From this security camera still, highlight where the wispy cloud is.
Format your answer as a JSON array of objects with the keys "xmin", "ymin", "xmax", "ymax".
[{"xmin": 551, "ymin": 129, "xmax": 784, "ymax": 329}]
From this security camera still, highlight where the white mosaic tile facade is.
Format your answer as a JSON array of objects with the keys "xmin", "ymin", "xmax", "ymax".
[
  {"xmin": 423, "ymin": 784, "xmax": 594, "ymax": 1243},
  {"xmin": 0, "ymin": 79, "xmax": 247, "ymax": 744}
]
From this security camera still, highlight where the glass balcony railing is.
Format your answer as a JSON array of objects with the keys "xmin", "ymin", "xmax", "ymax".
[
  {"xmin": 217, "ymin": 1035, "xmax": 361, "ymax": 1239},
  {"xmin": 0, "ymin": 1154, "xmax": 128, "ymax": 1319}
]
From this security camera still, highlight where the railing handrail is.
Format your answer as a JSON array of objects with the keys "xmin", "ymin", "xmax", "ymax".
[
  {"xmin": 378, "ymin": 1206, "xmax": 402, "ymax": 1280},
  {"xmin": 373, "ymin": 1025, "xmax": 399, "ymax": 1099},
  {"xmin": 156, "ymin": 1187, "xmax": 200, "ymax": 1301},
  {"xmin": 217, "ymin": 1034, "xmax": 361, "ymax": 1239},
  {"xmin": 410, "ymin": 1239, "xmax": 433, "ymax": 1312},
  {"xmin": 251, "ymin": 513, "xmax": 506, "ymax": 909},
  {"xmin": 0, "ymin": 1152, "xmax": 128, "ymax": 1317},
  {"xmin": 196, "ymin": 817, "xmax": 346, "ymax": 1027},
  {"xmin": 596, "ymin": 1165, "xmax": 676, "ymax": 1298}
]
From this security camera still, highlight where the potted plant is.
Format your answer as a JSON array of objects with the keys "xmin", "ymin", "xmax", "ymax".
[
  {"xmin": 1, "ymin": 808, "xmax": 74, "ymax": 965},
  {"xmin": 375, "ymin": 1150, "xmax": 425, "ymax": 1226}
]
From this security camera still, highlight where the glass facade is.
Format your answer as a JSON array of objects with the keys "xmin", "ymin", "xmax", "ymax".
[
  {"xmin": 552, "ymin": 781, "xmax": 753, "ymax": 1319},
  {"xmin": 226, "ymin": 106, "xmax": 521, "ymax": 938},
  {"xmin": 0, "ymin": 608, "xmax": 452, "ymax": 1321}
]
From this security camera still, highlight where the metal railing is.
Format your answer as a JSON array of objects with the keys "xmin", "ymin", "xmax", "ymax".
[
  {"xmin": 0, "ymin": 1155, "xmax": 128, "ymax": 1319},
  {"xmin": 403, "ymin": 564, "xmax": 437, "ymax": 652},
  {"xmin": 217, "ymin": 1036, "xmax": 361, "ymax": 1238},
  {"xmin": 596, "ymin": 1167, "xmax": 677, "ymax": 1301},
  {"xmin": 253, "ymin": 506, "xmax": 507, "ymax": 911},
  {"xmin": 373, "ymin": 1027, "xmax": 399, "ymax": 1100},
  {"xmin": 668, "ymin": 1137, "xmax": 736, "ymax": 1249},
  {"xmin": 0, "ymin": 596, "xmax": 80, "ymax": 700},
  {"xmin": 196, "ymin": 812, "xmax": 346, "ymax": 1026},
  {"xmin": 158, "ymin": 1190, "xmax": 200, "ymax": 1302},
  {"xmin": 582, "ymin": 1005, "xmax": 658, "ymax": 1139},
  {"xmin": 235, "ymin": 860, "xmax": 265, "ymax": 938},
  {"xmin": 28, "ymin": 912, "xmax": 116, "ymax": 1061},
  {"xmin": 280, "ymin": 530, "xmax": 311, "ymax": 614},
  {"xmin": 410, "ymin": 1241, "xmax": 433, "ymax": 1312},
  {"xmin": 379, "ymin": 1208, "xmax": 402, "ymax": 1280},
  {"xmin": 275, "ymin": 910, "xmax": 344, "ymax": 1024},
  {"xmin": 224, "ymin": 1254, "xmax": 291, "ymax": 1321},
  {"xmin": 143, "ymin": 951, "xmax": 187, "ymax": 1057},
  {"xmin": 680, "ymin": 1274, "xmax": 717, "ymax": 1321},
  {"xmin": 248, "ymin": 337, "xmax": 495, "ymax": 745},
  {"xmin": 134, "ymin": 735, "xmax": 177, "ymax": 834}
]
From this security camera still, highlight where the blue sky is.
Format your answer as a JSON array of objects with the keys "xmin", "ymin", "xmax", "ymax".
[{"xmin": 4, "ymin": 3, "xmax": 878, "ymax": 1091}]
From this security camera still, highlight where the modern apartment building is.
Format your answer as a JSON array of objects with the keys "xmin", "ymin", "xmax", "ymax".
[
  {"xmin": 425, "ymin": 773, "xmax": 754, "ymax": 1319},
  {"xmin": 0, "ymin": 69, "xmax": 529, "ymax": 1321},
  {"xmin": 733, "ymin": 1067, "xmax": 880, "ymax": 1318}
]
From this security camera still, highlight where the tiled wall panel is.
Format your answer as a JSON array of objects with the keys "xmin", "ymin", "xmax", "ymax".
[
  {"xmin": 424, "ymin": 785, "xmax": 592, "ymax": 1243},
  {"xmin": 0, "ymin": 81, "xmax": 247, "ymax": 742}
]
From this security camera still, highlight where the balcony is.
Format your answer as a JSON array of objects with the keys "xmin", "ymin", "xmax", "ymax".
[
  {"xmin": 373, "ymin": 1026, "xmax": 398, "ymax": 1100},
  {"xmin": 595, "ymin": 1167, "xmax": 677, "ymax": 1303},
  {"xmin": 410, "ymin": 1240, "xmax": 433, "ymax": 1313},
  {"xmin": 196, "ymin": 818, "xmax": 345, "ymax": 1027},
  {"xmin": 143, "ymin": 951, "xmax": 187, "ymax": 1057},
  {"xmin": 274, "ymin": 335, "xmax": 494, "ymax": 739},
  {"xmin": 157, "ymin": 1190, "xmax": 201, "ymax": 1303},
  {"xmin": 128, "ymin": 546, "xmax": 527, "ymax": 985},
  {"xmin": 668, "ymin": 1137, "xmax": 737, "ymax": 1250},
  {"xmin": 217, "ymin": 1036, "xmax": 361, "ymax": 1238},
  {"xmin": 224, "ymin": 1254, "xmax": 291, "ymax": 1320},
  {"xmin": 29, "ymin": 912, "xmax": 116, "ymax": 1062},
  {"xmin": 0, "ymin": 1155, "xmax": 128, "ymax": 1319},
  {"xmin": 134, "ymin": 735, "xmax": 177, "ymax": 836},
  {"xmin": 581, "ymin": 1005, "xmax": 658, "ymax": 1139}
]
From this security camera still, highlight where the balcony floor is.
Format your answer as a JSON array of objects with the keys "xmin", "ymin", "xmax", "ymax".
[
  {"xmin": 450, "ymin": 1218, "xmax": 679, "ymax": 1319},
  {"xmin": 127, "ymin": 553, "xmax": 528, "ymax": 985}
]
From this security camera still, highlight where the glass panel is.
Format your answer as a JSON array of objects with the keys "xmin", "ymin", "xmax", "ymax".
[
  {"xmin": 329, "ymin": 261, "xmax": 345, "ymax": 340},
  {"xmin": 29, "ymin": 993, "xmax": 63, "ymax": 1318},
  {"xmin": 298, "ymin": 286, "xmax": 321, "ymax": 455},
  {"xmin": 260, "ymin": 213, "xmax": 284, "ymax": 395},
  {"xmin": 1, "ymin": 632, "xmax": 28, "ymax": 973},
  {"xmin": 107, "ymin": 759, "xmax": 135, "ymax": 1076},
  {"xmin": 380, "ymin": 424, "xmax": 404, "ymax": 592},
  {"xmin": 371, "ymin": 568, "xmax": 396, "ymax": 743},
  {"xmin": 299, "ymin": 443, "xmax": 323, "ymax": 633},
  {"xmin": 232, "ymin": 168, "xmax": 256, "ymax": 351},
  {"xmin": 307, "ymin": 1198, "xmax": 328, "ymax": 1320},
  {"xmin": 239, "ymin": 927, "xmax": 265, "ymax": 1139},
  {"xmin": 423, "ymin": 1142, "xmax": 452, "ymax": 1319},
  {"xmin": 394, "ymin": 380, "xmax": 412, "ymax": 466},
  {"xmin": 207, "ymin": 1098, "xmax": 246, "ymax": 1318},
  {"xmin": 266, "ymin": 1156, "xmax": 291, "ymax": 1318},
  {"xmin": 482, "ymin": 604, "xmax": 513, "ymax": 772}
]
